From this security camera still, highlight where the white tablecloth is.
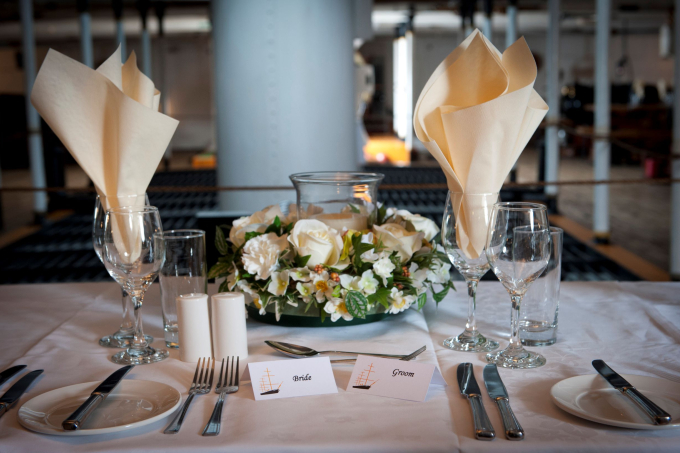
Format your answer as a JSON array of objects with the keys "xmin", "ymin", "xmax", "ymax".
[{"xmin": 0, "ymin": 281, "xmax": 679, "ymax": 452}]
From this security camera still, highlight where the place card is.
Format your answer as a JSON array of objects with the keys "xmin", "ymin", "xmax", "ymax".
[
  {"xmin": 243, "ymin": 357, "xmax": 338, "ymax": 401},
  {"xmin": 346, "ymin": 355, "xmax": 447, "ymax": 402}
]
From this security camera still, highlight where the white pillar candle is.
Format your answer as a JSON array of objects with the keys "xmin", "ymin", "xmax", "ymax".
[
  {"xmin": 211, "ymin": 292, "xmax": 249, "ymax": 361},
  {"xmin": 313, "ymin": 213, "xmax": 368, "ymax": 231},
  {"xmin": 176, "ymin": 293, "xmax": 212, "ymax": 362}
]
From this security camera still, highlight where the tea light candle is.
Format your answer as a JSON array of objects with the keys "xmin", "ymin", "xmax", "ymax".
[{"xmin": 313, "ymin": 213, "xmax": 368, "ymax": 231}]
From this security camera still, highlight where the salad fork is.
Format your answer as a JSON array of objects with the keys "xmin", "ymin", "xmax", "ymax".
[
  {"xmin": 164, "ymin": 357, "xmax": 214, "ymax": 434},
  {"xmin": 202, "ymin": 356, "xmax": 240, "ymax": 436}
]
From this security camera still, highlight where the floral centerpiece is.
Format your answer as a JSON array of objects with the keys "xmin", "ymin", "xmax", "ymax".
[{"xmin": 209, "ymin": 202, "xmax": 455, "ymax": 325}]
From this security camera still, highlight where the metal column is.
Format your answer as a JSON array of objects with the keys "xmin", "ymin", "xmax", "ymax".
[
  {"xmin": 593, "ymin": 0, "xmax": 611, "ymax": 242},
  {"xmin": 505, "ymin": 0, "xmax": 517, "ymax": 48},
  {"xmin": 671, "ymin": 0, "xmax": 680, "ymax": 278},
  {"xmin": 545, "ymin": 0, "xmax": 560, "ymax": 197},
  {"xmin": 78, "ymin": 0, "xmax": 94, "ymax": 68},
  {"xmin": 113, "ymin": 0, "xmax": 126, "ymax": 61},
  {"xmin": 19, "ymin": 0, "xmax": 47, "ymax": 217}
]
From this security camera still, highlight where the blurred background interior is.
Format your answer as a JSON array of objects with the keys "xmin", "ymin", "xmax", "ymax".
[{"xmin": 0, "ymin": 0, "xmax": 678, "ymax": 283}]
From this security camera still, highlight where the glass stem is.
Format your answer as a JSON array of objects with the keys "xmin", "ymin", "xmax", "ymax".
[
  {"xmin": 464, "ymin": 279, "xmax": 479, "ymax": 335},
  {"xmin": 508, "ymin": 294, "xmax": 524, "ymax": 352},
  {"xmin": 120, "ymin": 288, "xmax": 135, "ymax": 333},
  {"xmin": 128, "ymin": 291, "xmax": 148, "ymax": 353}
]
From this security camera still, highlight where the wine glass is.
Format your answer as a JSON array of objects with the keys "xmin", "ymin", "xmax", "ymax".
[
  {"xmin": 93, "ymin": 194, "xmax": 153, "ymax": 348},
  {"xmin": 441, "ymin": 192, "xmax": 499, "ymax": 352},
  {"xmin": 485, "ymin": 202, "xmax": 552, "ymax": 369},
  {"xmin": 103, "ymin": 206, "xmax": 168, "ymax": 365}
]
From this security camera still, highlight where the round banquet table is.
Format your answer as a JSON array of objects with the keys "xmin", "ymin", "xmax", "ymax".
[{"xmin": 0, "ymin": 281, "xmax": 679, "ymax": 453}]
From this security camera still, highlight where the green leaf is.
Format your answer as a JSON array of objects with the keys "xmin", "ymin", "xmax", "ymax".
[
  {"xmin": 348, "ymin": 203, "xmax": 361, "ymax": 214},
  {"xmin": 215, "ymin": 226, "xmax": 229, "ymax": 255},
  {"xmin": 264, "ymin": 216, "xmax": 282, "ymax": 235},
  {"xmin": 244, "ymin": 231, "xmax": 263, "ymax": 243},
  {"xmin": 295, "ymin": 254, "xmax": 312, "ymax": 268},
  {"xmin": 432, "ymin": 285, "xmax": 450, "ymax": 304},
  {"xmin": 285, "ymin": 221, "xmax": 295, "ymax": 233},
  {"xmin": 351, "ymin": 234, "xmax": 374, "ymax": 270},
  {"xmin": 377, "ymin": 203, "xmax": 387, "ymax": 225},
  {"xmin": 218, "ymin": 278, "xmax": 231, "ymax": 293},
  {"xmin": 332, "ymin": 284, "xmax": 342, "ymax": 298},
  {"xmin": 368, "ymin": 286, "xmax": 391, "ymax": 310},
  {"xmin": 345, "ymin": 291, "xmax": 368, "ymax": 319},
  {"xmin": 416, "ymin": 293, "xmax": 427, "ymax": 310},
  {"xmin": 208, "ymin": 262, "xmax": 230, "ymax": 280},
  {"xmin": 319, "ymin": 302, "xmax": 327, "ymax": 323}
]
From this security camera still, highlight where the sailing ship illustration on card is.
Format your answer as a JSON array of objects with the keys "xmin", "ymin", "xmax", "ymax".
[
  {"xmin": 353, "ymin": 362, "xmax": 379, "ymax": 389},
  {"xmin": 259, "ymin": 368, "xmax": 283, "ymax": 395}
]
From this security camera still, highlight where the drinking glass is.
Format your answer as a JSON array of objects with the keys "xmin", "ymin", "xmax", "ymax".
[
  {"xmin": 485, "ymin": 202, "xmax": 551, "ymax": 369},
  {"xmin": 93, "ymin": 194, "xmax": 153, "ymax": 348},
  {"xmin": 103, "ymin": 206, "xmax": 168, "ymax": 365},
  {"xmin": 156, "ymin": 230, "xmax": 208, "ymax": 348},
  {"xmin": 520, "ymin": 227, "xmax": 563, "ymax": 346},
  {"xmin": 441, "ymin": 192, "xmax": 499, "ymax": 352}
]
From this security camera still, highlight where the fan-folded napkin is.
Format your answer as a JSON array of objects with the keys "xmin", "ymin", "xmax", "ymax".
[{"xmin": 414, "ymin": 29, "xmax": 548, "ymax": 259}]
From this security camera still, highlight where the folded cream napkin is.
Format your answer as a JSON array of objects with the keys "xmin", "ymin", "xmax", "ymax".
[
  {"xmin": 414, "ymin": 29, "xmax": 548, "ymax": 259},
  {"xmin": 31, "ymin": 47, "xmax": 179, "ymax": 261}
]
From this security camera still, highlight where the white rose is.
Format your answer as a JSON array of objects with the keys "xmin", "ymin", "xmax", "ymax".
[
  {"xmin": 229, "ymin": 205, "xmax": 286, "ymax": 247},
  {"xmin": 396, "ymin": 210, "xmax": 440, "ymax": 241},
  {"xmin": 373, "ymin": 223, "xmax": 424, "ymax": 263},
  {"xmin": 241, "ymin": 233, "xmax": 289, "ymax": 280},
  {"xmin": 373, "ymin": 257, "xmax": 396, "ymax": 286},
  {"xmin": 288, "ymin": 219, "xmax": 343, "ymax": 268}
]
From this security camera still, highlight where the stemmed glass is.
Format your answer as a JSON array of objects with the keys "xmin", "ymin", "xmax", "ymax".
[
  {"xmin": 93, "ymin": 194, "xmax": 153, "ymax": 348},
  {"xmin": 441, "ymin": 192, "xmax": 499, "ymax": 352},
  {"xmin": 485, "ymin": 202, "xmax": 552, "ymax": 369},
  {"xmin": 103, "ymin": 206, "xmax": 168, "ymax": 365}
]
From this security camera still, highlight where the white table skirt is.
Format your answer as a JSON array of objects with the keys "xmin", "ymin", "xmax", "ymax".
[{"xmin": 0, "ymin": 281, "xmax": 679, "ymax": 453}]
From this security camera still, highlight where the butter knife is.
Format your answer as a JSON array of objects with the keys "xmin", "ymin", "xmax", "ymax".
[
  {"xmin": 0, "ymin": 365, "xmax": 27, "ymax": 387},
  {"xmin": 62, "ymin": 365, "xmax": 134, "ymax": 430},
  {"xmin": 457, "ymin": 363, "xmax": 495, "ymax": 440},
  {"xmin": 0, "ymin": 369, "xmax": 43, "ymax": 419},
  {"xmin": 592, "ymin": 359, "xmax": 672, "ymax": 425},
  {"xmin": 483, "ymin": 364, "xmax": 524, "ymax": 440}
]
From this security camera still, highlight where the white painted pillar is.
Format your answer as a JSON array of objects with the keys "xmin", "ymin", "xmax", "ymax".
[
  {"xmin": 593, "ymin": 0, "xmax": 611, "ymax": 241},
  {"xmin": 505, "ymin": 0, "xmax": 517, "ymax": 48},
  {"xmin": 20, "ymin": 0, "xmax": 47, "ymax": 215},
  {"xmin": 670, "ymin": 0, "xmax": 680, "ymax": 278},
  {"xmin": 545, "ymin": 0, "xmax": 560, "ymax": 196},
  {"xmin": 212, "ymin": 0, "xmax": 357, "ymax": 211},
  {"xmin": 78, "ymin": 2, "xmax": 94, "ymax": 68},
  {"xmin": 404, "ymin": 30, "xmax": 414, "ymax": 152}
]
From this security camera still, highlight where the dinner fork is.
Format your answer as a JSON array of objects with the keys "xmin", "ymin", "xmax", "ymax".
[
  {"xmin": 164, "ymin": 357, "xmax": 215, "ymax": 434},
  {"xmin": 202, "ymin": 356, "xmax": 240, "ymax": 436}
]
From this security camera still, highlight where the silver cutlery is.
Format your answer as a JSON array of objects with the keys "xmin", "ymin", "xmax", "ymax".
[
  {"xmin": 0, "ymin": 369, "xmax": 43, "ymax": 419},
  {"xmin": 457, "ymin": 363, "xmax": 495, "ymax": 440},
  {"xmin": 593, "ymin": 359, "xmax": 672, "ymax": 425},
  {"xmin": 400, "ymin": 345, "xmax": 426, "ymax": 361},
  {"xmin": 62, "ymin": 365, "xmax": 134, "ymax": 430},
  {"xmin": 265, "ymin": 340, "xmax": 425, "ymax": 361},
  {"xmin": 483, "ymin": 364, "xmax": 524, "ymax": 440},
  {"xmin": 0, "ymin": 365, "xmax": 27, "ymax": 388},
  {"xmin": 202, "ymin": 357, "xmax": 240, "ymax": 436},
  {"xmin": 164, "ymin": 357, "xmax": 215, "ymax": 434}
]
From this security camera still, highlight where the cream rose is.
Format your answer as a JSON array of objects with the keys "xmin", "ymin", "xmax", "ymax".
[
  {"xmin": 373, "ymin": 223, "xmax": 424, "ymax": 263},
  {"xmin": 396, "ymin": 210, "xmax": 440, "ymax": 241},
  {"xmin": 288, "ymin": 219, "xmax": 343, "ymax": 268},
  {"xmin": 229, "ymin": 205, "xmax": 286, "ymax": 247}
]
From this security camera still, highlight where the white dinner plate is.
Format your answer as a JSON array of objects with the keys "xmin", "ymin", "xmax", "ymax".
[
  {"xmin": 17, "ymin": 379, "xmax": 181, "ymax": 436},
  {"xmin": 551, "ymin": 374, "xmax": 680, "ymax": 430}
]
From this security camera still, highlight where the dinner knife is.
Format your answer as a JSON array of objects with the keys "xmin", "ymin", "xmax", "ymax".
[
  {"xmin": 0, "ymin": 369, "xmax": 43, "ymax": 419},
  {"xmin": 483, "ymin": 364, "xmax": 524, "ymax": 440},
  {"xmin": 457, "ymin": 363, "xmax": 495, "ymax": 440},
  {"xmin": 62, "ymin": 365, "xmax": 134, "ymax": 431},
  {"xmin": 0, "ymin": 365, "xmax": 27, "ymax": 387},
  {"xmin": 592, "ymin": 359, "xmax": 672, "ymax": 425}
]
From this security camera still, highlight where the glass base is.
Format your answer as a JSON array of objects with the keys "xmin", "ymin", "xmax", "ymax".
[
  {"xmin": 164, "ymin": 326, "xmax": 179, "ymax": 349},
  {"xmin": 520, "ymin": 321, "xmax": 557, "ymax": 346},
  {"xmin": 111, "ymin": 347, "xmax": 169, "ymax": 365},
  {"xmin": 99, "ymin": 333, "xmax": 154, "ymax": 349},
  {"xmin": 443, "ymin": 331, "xmax": 499, "ymax": 352},
  {"xmin": 485, "ymin": 347, "xmax": 546, "ymax": 369}
]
